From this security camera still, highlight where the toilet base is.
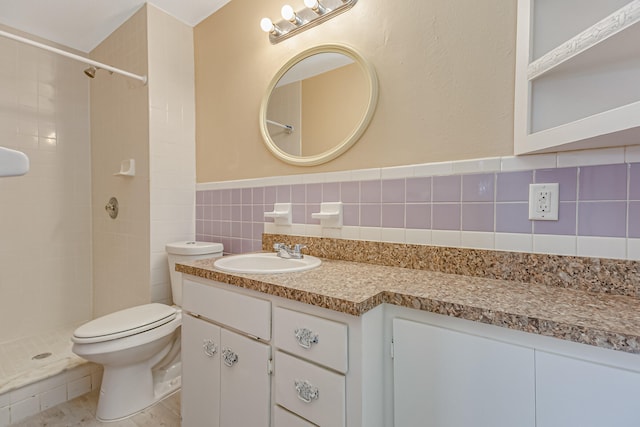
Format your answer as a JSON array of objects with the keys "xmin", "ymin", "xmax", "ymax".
[
  {"xmin": 94, "ymin": 336, "xmax": 182, "ymax": 422},
  {"xmin": 96, "ymin": 361, "xmax": 180, "ymax": 422}
]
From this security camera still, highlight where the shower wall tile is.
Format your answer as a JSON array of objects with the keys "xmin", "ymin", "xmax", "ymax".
[
  {"xmin": 197, "ymin": 158, "xmax": 640, "ymax": 260},
  {"xmin": 0, "ymin": 29, "xmax": 91, "ymax": 340}
]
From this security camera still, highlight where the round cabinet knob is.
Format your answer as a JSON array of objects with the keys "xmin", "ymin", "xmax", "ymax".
[
  {"xmin": 202, "ymin": 339, "xmax": 217, "ymax": 357},
  {"xmin": 222, "ymin": 347, "xmax": 239, "ymax": 367},
  {"xmin": 294, "ymin": 379, "xmax": 319, "ymax": 403},
  {"xmin": 294, "ymin": 328, "xmax": 319, "ymax": 349}
]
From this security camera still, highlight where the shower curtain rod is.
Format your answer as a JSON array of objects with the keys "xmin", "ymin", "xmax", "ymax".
[
  {"xmin": 0, "ymin": 29, "xmax": 147, "ymax": 85},
  {"xmin": 266, "ymin": 119, "xmax": 294, "ymax": 133}
]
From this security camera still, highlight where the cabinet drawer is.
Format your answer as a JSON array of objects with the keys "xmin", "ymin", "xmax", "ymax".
[
  {"xmin": 183, "ymin": 279, "xmax": 271, "ymax": 340},
  {"xmin": 273, "ymin": 405, "xmax": 317, "ymax": 427},
  {"xmin": 275, "ymin": 351, "xmax": 345, "ymax": 427},
  {"xmin": 273, "ymin": 307, "xmax": 348, "ymax": 373}
]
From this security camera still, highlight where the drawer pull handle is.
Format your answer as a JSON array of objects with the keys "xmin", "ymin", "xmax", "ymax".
[
  {"xmin": 294, "ymin": 379, "xmax": 319, "ymax": 403},
  {"xmin": 294, "ymin": 328, "xmax": 319, "ymax": 349},
  {"xmin": 222, "ymin": 347, "xmax": 239, "ymax": 367},
  {"xmin": 202, "ymin": 339, "xmax": 218, "ymax": 357}
]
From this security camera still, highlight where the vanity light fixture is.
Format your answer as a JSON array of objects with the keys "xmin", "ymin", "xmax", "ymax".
[{"xmin": 260, "ymin": 0, "xmax": 357, "ymax": 44}]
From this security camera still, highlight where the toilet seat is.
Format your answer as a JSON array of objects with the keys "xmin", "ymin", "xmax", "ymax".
[{"xmin": 72, "ymin": 303, "xmax": 177, "ymax": 344}]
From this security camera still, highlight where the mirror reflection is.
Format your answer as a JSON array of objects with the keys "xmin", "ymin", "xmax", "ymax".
[{"xmin": 260, "ymin": 44, "xmax": 378, "ymax": 166}]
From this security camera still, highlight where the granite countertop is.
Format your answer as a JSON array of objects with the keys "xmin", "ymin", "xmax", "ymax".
[{"xmin": 176, "ymin": 256, "xmax": 640, "ymax": 354}]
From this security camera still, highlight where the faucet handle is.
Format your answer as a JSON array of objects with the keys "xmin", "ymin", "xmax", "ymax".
[
  {"xmin": 293, "ymin": 244, "xmax": 307, "ymax": 255},
  {"xmin": 273, "ymin": 243, "xmax": 288, "ymax": 251}
]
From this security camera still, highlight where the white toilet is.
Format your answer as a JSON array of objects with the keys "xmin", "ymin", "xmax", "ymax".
[{"xmin": 71, "ymin": 241, "xmax": 223, "ymax": 421}]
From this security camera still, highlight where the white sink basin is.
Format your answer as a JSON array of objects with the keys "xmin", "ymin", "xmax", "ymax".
[{"xmin": 213, "ymin": 252, "xmax": 321, "ymax": 274}]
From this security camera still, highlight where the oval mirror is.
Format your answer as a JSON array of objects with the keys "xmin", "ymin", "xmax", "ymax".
[{"xmin": 259, "ymin": 44, "xmax": 378, "ymax": 166}]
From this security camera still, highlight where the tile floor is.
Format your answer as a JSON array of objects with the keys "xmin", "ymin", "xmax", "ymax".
[{"xmin": 10, "ymin": 390, "xmax": 181, "ymax": 427}]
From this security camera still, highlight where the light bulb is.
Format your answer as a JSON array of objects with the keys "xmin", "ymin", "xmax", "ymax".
[
  {"xmin": 281, "ymin": 5, "xmax": 295, "ymax": 21},
  {"xmin": 304, "ymin": 0, "xmax": 327, "ymax": 14},
  {"xmin": 260, "ymin": 17, "xmax": 274, "ymax": 33}
]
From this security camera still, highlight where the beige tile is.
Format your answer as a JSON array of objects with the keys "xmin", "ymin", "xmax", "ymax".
[{"xmin": 11, "ymin": 390, "xmax": 181, "ymax": 427}]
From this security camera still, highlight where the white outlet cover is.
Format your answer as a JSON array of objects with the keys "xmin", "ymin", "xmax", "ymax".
[{"xmin": 528, "ymin": 183, "xmax": 559, "ymax": 221}]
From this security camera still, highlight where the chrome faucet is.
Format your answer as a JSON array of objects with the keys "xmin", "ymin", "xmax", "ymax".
[{"xmin": 273, "ymin": 243, "xmax": 307, "ymax": 259}]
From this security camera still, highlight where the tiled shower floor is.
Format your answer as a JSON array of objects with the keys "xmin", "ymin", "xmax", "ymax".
[{"xmin": 0, "ymin": 324, "xmax": 85, "ymax": 395}]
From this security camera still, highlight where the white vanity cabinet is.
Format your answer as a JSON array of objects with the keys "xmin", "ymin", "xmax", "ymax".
[
  {"xmin": 273, "ymin": 307, "xmax": 349, "ymax": 426},
  {"xmin": 181, "ymin": 279, "xmax": 272, "ymax": 427},
  {"xmin": 181, "ymin": 276, "xmax": 386, "ymax": 427},
  {"xmin": 389, "ymin": 308, "xmax": 640, "ymax": 427},
  {"xmin": 535, "ymin": 351, "xmax": 640, "ymax": 427},
  {"xmin": 514, "ymin": 0, "xmax": 640, "ymax": 154},
  {"xmin": 392, "ymin": 318, "xmax": 536, "ymax": 427}
]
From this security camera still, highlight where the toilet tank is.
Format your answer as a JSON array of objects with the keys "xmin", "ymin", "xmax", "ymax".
[{"xmin": 166, "ymin": 241, "xmax": 224, "ymax": 306}]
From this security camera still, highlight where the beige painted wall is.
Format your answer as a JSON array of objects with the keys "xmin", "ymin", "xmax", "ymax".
[{"xmin": 194, "ymin": 0, "xmax": 517, "ymax": 182}]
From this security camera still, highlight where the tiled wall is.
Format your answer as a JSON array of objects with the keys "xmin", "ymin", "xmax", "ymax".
[
  {"xmin": 147, "ymin": 5, "xmax": 196, "ymax": 306},
  {"xmin": 0, "ymin": 363, "xmax": 101, "ymax": 426},
  {"xmin": 90, "ymin": 7, "xmax": 151, "ymax": 317},
  {"xmin": 196, "ymin": 147, "xmax": 640, "ymax": 261},
  {"xmin": 0, "ymin": 27, "xmax": 92, "ymax": 342}
]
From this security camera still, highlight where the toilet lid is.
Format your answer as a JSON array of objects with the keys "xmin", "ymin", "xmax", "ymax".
[{"xmin": 72, "ymin": 303, "xmax": 177, "ymax": 344}]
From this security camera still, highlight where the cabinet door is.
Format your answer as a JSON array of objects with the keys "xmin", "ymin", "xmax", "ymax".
[
  {"xmin": 536, "ymin": 350, "xmax": 640, "ymax": 427},
  {"xmin": 220, "ymin": 328, "xmax": 271, "ymax": 427},
  {"xmin": 182, "ymin": 314, "xmax": 221, "ymax": 427},
  {"xmin": 393, "ymin": 318, "xmax": 535, "ymax": 427}
]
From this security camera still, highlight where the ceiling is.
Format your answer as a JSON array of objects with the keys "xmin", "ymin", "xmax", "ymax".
[{"xmin": 0, "ymin": 0, "xmax": 232, "ymax": 53}]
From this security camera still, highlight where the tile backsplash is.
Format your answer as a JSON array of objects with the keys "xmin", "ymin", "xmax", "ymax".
[{"xmin": 196, "ymin": 148, "xmax": 640, "ymax": 261}]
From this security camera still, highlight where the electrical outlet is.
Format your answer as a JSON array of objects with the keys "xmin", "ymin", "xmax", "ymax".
[{"xmin": 528, "ymin": 183, "xmax": 559, "ymax": 220}]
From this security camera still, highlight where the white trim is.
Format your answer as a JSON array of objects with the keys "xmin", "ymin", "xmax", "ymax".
[
  {"xmin": 431, "ymin": 230, "xmax": 462, "ymax": 247},
  {"xmin": 628, "ymin": 239, "xmax": 640, "ymax": 260},
  {"xmin": 533, "ymin": 234, "xmax": 577, "ymax": 257},
  {"xmin": 501, "ymin": 153, "xmax": 557, "ymax": 172},
  {"xmin": 460, "ymin": 231, "xmax": 495, "ymax": 250},
  {"xmin": 557, "ymin": 147, "xmax": 626, "ymax": 168},
  {"xmin": 495, "ymin": 232, "xmax": 533, "ymax": 253},
  {"xmin": 381, "ymin": 228, "xmax": 406, "ymax": 243},
  {"xmin": 452, "ymin": 158, "xmax": 501, "ymax": 174},
  {"xmin": 196, "ymin": 147, "xmax": 640, "ymax": 191},
  {"xmin": 405, "ymin": 229, "xmax": 432, "ymax": 245},
  {"xmin": 577, "ymin": 236, "xmax": 627, "ymax": 259},
  {"xmin": 625, "ymin": 145, "xmax": 640, "ymax": 163}
]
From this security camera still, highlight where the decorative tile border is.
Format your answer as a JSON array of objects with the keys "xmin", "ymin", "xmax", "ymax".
[{"xmin": 196, "ymin": 148, "xmax": 640, "ymax": 261}]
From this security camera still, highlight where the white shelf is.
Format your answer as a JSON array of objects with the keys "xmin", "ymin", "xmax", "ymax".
[
  {"xmin": 514, "ymin": 0, "xmax": 640, "ymax": 155},
  {"xmin": 527, "ymin": 0, "xmax": 640, "ymax": 80}
]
